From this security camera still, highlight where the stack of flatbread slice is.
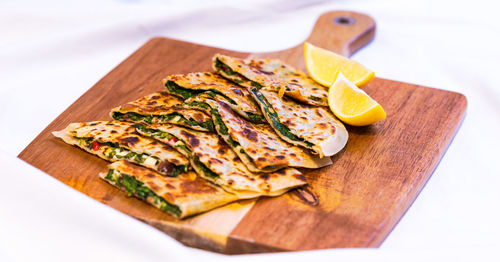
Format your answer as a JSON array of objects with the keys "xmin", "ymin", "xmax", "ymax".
[
  {"xmin": 53, "ymin": 53, "xmax": 348, "ymax": 219},
  {"xmin": 213, "ymin": 54, "xmax": 328, "ymax": 106},
  {"xmin": 183, "ymin": 95, "xmax": 332, "ymax": 172},
  {"xmin": 135, "ymin": 123, "xmax": 307, "ymax": 198},
  {"xmin": 164, "ymin": 72, "xmax": 265, "ymax": 123},
  {"xmin": 213, "ymin": 54, "xmax": 348, "ymax": 157}
]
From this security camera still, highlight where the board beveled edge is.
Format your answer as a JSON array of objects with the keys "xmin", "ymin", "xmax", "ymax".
[{"xmin": 366, "ymin": 91, "xmax": 467, "ymax": 247}]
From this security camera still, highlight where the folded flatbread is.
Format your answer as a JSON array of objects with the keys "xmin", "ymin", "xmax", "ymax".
[
  {"xmin": 183, "ymin": 95, "xmax": 332, "ymax": 172},
  {"xmin": 135, "ymin": 123, "xmax": 307, "ymax": 198},
  {"xmin": 247, "ymin": 88, "xmax": 348, "ymax": 157},
  {"xmin": 163, "ymin": 72, "xmax": 265, "ymax": 123},
  {"xmin": 213, "ymin": 54, "xmax": 328, "ymax": 106},
  {"xmin": 110, "ymin": 92, "xmax": 214, "ymax": 132},
  {"xmin": 53, "ymin": 121, "xmax": 190, "ymax": 177},
  {"xmin": 100, "ymin": 160, "xmax": 238, "ymax": 219}
]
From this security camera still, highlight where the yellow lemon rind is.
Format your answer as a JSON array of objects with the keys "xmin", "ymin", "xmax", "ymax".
[
  {"xmin": 327, "ymin": 72, "xmax": 386, "ymax": 126},
  {"xmin": 304, "ymin": 42, "xmax": 375, "ymax": 88}
]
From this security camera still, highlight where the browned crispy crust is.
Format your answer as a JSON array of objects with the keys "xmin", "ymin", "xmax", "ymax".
[
  {"xmin": 184, "ymin": 95, "xmax": 332, "ymax": 172},
  {"xmin": 164, "ymin": 72, "xmax": 264, "ymax": 122},
  {"xmin": 257, "ymin": 89, "xmax": 348, "ymax": 157},
  {"xmin": 214, "ymin": 54, "xmax": 328, "ymax": 106},
  {"xmin": 110, "ymin": 92, "xmax": 212, "ymax": 131},
  {"xmin": 52, "ymin": 121, "xmax": 189, "ymax": 173},
  {"xmin": 101, "ymin": 160, "xmax": 238, "ymax": 218},
  {"xmin": 137, "ymin": 123, "xmax": 308, "ymax": 198}
]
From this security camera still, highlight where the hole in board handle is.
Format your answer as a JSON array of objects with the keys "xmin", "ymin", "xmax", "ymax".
[{"xmin": 334, "ymin": 16, "xmax": 355, "ymax": 25}]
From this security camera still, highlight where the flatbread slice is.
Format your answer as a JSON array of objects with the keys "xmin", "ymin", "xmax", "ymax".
[
  {"xmin": 247, "ymin": 87, "xmax": 348, "ymax": 158},
  {"xmin": 110, "ymin": 92, "xmax": 214, "ymax": 132},
  {"xmin": 100, "ymin": 160, "xmax": 238, "ymax": 219},
  {"xmin": 213, "ymin": 54, "xmax": 328, "ymax": 106},
  {"xmin": 163, "ymin": 72, "xmax": 265, "ymax": 123},
  {"xmin": 53, "ymin": 121, "xmax": 190, "ymax": 177},
  {"xmin": 183, "ymin": 95, "xmax": 332, "ymax": 172},
  {"xmin": 135, "ymin": 123, "xmax": 307, "ymax": 198}
]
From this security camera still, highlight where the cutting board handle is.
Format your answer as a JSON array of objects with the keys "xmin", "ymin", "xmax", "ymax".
[{"xmin": 305, "ymin": 11, "xmax": 376, "ymax": 57}]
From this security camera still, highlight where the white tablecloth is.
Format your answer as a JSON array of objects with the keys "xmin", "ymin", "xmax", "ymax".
[{"xmin": 1, "ymin": 0, "xmax": 499, "ymax": 261}]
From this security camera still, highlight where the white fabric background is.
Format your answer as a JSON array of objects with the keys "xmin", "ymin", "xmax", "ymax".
[{"xmin": 1, "ymin": 0, "xmax": 499, "ymax": 261}]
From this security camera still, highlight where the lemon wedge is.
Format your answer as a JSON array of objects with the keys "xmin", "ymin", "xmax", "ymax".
[
  {"xmin": 328, "ymin": 72, "xmax": 386, "ymax": 126},
  {"xmin": 304, "ymin": 42, "xmax": 374, "ymax": 87}
]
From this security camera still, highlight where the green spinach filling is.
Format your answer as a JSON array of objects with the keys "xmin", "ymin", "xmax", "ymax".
[
  {"xmin": 184, "ymin": 101, "xmax": 210, "ymax": 110},
  {"xmin": 166, "ymin": 77, "xmax": 269, "ymax": 123},
  {"xmin": 187, "ymin": 101, "xmax": 264, "ymax": 124},
  {"xmin": 165, "ymin": 81, "xmax": 204, "ymax": 99},
  {"xmin": 215, "ymin": 58, "xmax": 237, "ymax": 76},
  {"xmin": 112, "ymin": 112, "xmax": 153, "ymax": 124},
  {"xmin": 245, "ymin": 112, "xmax": 265, "ymax": 123},
  {"xmin": 166, "ymin": 81, "xmax": 237, "ymax": 107},
  {"xmin": 188, "ymin": 102, "xmax": 262, "ymax": 167},
  {"xmin": 78, "ymin": 137, "xmax": 186, "ymax": 177},
  {"xmin": 215, "ymin": 59, "xmax": 315, "ymax": 148},
  {"xmin": 192, "ymin": 155, "xmax": 219, "ymax": 180},
  {"xmin": 209, "ymin": 108, "xmax": 262, "ymax": 167},
  {"xmin": 249, "ymin": 88, "xmax": 314, "ymax": 147},
  {"xmin": 215, "ymin": 58, "xmax": 263, "ymax": 88},
  {"xmin": 112, "ymin": 112, "xmax": 214, "ymax": 132},
  {"xmin": 105, "ymin": 169, "xmax": 181, "ymax": 217},
  {"xmin": 203, "ymin": 90, "xmax": 237, "ymax": 105},
  {"xmin": 134, "ymin": 124, "xmax": 220, "ymax": 181},
  {"xmin": 186, "ymin": 101, "xmax": 246, "ymax": 150},
  {"xmin": 211, "ymin": 109, "xmax": 240, "ymax": 148},
  {"xmin": 134, "ymin": 125, "xmax": 191, "ymax": 156}
]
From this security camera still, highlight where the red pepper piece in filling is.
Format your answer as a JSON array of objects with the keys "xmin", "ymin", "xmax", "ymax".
[
  {"xmin": 169, "ymin": 137, "xmax": 178, "ymax": 143},
  {"xmin": 92, "ymin": 141, "xmax": 101, "ymax": 150}
]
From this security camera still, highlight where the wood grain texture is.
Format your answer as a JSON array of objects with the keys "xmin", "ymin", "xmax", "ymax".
[
  {"xmin": 18, "ymin": 11, "xmax": 466, "ymax": 254},
  {"xmin": 226, "ymin": 79, "xmax": 466, "ymax": 252}
]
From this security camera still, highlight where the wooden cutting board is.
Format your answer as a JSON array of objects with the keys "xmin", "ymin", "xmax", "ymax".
[{"xmin": 18, "ymin": 11, "xmax": 466, "ymax": 254}]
